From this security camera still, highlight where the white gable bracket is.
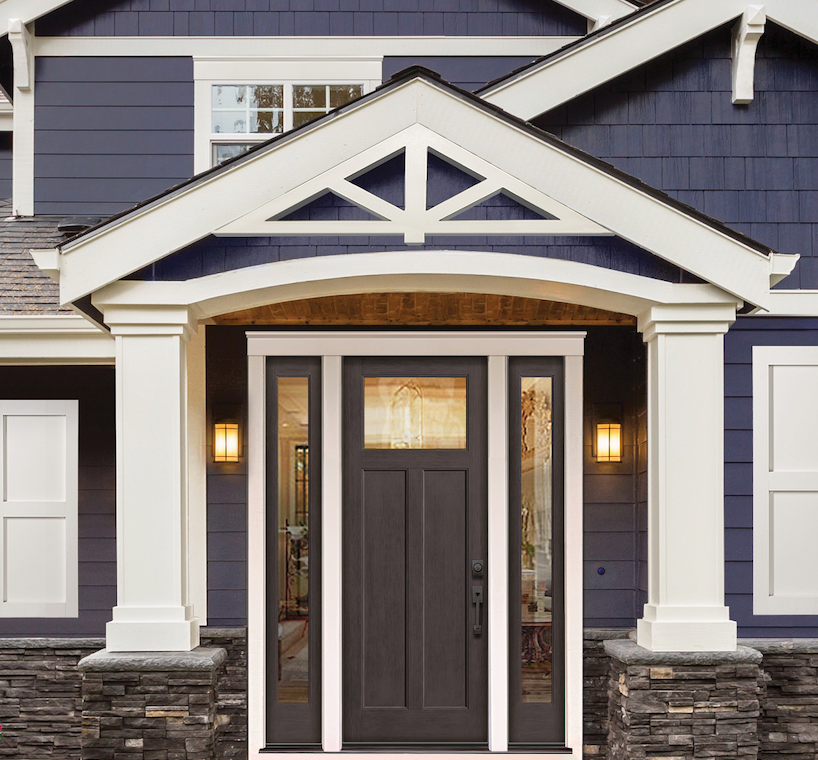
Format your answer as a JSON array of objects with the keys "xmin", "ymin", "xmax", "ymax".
[
  {"xmin": 770, "ymin": 253, "xmax": 799, "ymax": 287},
  {"xmin": 8, "ymin": 18, "xmax": 32, "ymax": 92},
  {"xmin": 31, "ymin": 248, "xmax": 61, "ymax": 283},
  {"xmin": 732, "ymin": 5, "xmax": 766, "ymax": 105}
]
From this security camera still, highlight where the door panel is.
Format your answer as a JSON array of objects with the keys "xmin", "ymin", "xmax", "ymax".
[{"xmin": 343, "ymin": 357, "xmax": 487, "ymax": 746}]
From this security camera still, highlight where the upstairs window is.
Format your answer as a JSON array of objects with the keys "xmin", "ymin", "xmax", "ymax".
[
  {"xmin": 194, "ymin": 58, "xmax": 382, "ymax": 172},
  {"xmin": 211, "ymin": 83, "xmax": 364, "ymax": 165}
]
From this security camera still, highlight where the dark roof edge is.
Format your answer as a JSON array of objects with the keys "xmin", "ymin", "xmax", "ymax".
[
  {"xmin": 475, "ymin": 0, "xmax": 679, "ymax": 96},
  {"xmin": 61, "ymin": 64, "xmax": 773, "ymax": 260}
]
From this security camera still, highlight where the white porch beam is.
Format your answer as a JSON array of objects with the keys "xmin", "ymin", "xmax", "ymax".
[
  {"xmin": 636, "ymin": 303, "xmax": 738, "ymax": 652},
  {"xmin": 104, "ymin": 304, "xmax": 200, "ymax": 652},
  {"xmin": 732, "ymin": 6, "xmax": 766, "ymax": 105}
]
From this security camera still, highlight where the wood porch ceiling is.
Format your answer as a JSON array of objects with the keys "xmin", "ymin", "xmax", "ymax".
[{"xmin": 212, "ymin": 292, "xmax": 636, "ymax": 326}]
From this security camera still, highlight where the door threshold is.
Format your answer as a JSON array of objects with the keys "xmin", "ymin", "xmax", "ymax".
[{"xmin": 343, "ymin": 745, "xmax": 489, "ymax": 752}]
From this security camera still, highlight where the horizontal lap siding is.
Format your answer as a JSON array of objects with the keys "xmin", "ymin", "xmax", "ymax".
[
  {"xmin": 725, "ymin": 317, "xmax": 818, "ymax": 636},
  {"xmin": 34, "ymin": 56, "xmax": 194, "ymax": 216},
  {"xmin": 0, "ymin": 133, "xmax": 11, "ymax": 202},
  {"xmin": 0, "ymin": 367, "xmax": 115, "ymax": 637},
  {"xmin": 36, "ymin": 0, "xmax": 586, "ymax": 37},
  {"xmin": 535, "ymin": 22, "xmax": 818, "ymax": 289}
]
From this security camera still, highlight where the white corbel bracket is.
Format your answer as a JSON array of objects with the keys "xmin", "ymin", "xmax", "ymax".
[
  {"xmin": 591, "ymin": 15, "xmax": 613, "ymax": 32},
  {"xmin": 8, "ymin": 19, "xmax": 32, "ymax": 92},
  {"xmin": 732, "ymin": 6, "xmax": 766, "ymax": 105},
  {"xmin": 770, "ymin": 252, "xmax": 799, "ymax": 287},
  {"xmin": 31, "ymin": 248, "xmax": 61, "ymax": 283}
]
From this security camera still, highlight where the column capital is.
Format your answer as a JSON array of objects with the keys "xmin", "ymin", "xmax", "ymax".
[
  {"xmin": 103, "ymin": 304, "xmax": 198, "ymax": 339},
  {"xmin": 637, "ymin": 303, "xmax": 737, "ymax": 340}
]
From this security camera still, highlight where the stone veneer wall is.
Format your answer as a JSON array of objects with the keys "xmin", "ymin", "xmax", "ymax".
[
  {"xmin": 605, "ymin": 639, "xmax": 763, "ymax": 760},
  {"xmin": 201, "ymin": 628, "xmax": 247, "ymax": 760},
  {"xmin": 742, "ymin": 639, "xmax": 818, "ymax": 759}
]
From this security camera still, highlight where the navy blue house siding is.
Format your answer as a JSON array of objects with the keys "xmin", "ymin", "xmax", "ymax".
[
  {"xmin": 0, "ymin": 132, "xmax": 11, "ymax": 201},
  {"xmin": 724, "ymin": 316, "xmax": 818, "ymax": 637},
  {"xmin": 383, "ymin": 56, "xmax": 535, "ymax": 91},
  {"xmin": 535, "ymin": 22, "xmax": 818, "ymax": 290},
  {"xmin": 36, "ymin": 0, "xmax": 586, "ymax": 37},
  {"xmin": 0, "ymin": 366, "xmax": 116, "ymax": 637},
  {"xmin": 34, "ymin": 56, "xmax": 194, "ymax": 216}
]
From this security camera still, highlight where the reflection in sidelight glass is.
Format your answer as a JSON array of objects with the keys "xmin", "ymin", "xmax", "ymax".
[
  {"xmin": 363, "ymin": 377, "xmax": 467, "ymax": 449},
  {"xmin": 521, "ymin": 377, "xmax": 553, "ymax": 703},
  {"xmin": 278, "ymin": 377, "xmax": 310, "ymax": 703}
]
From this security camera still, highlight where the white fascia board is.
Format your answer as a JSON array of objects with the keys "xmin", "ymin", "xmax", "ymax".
[
  {"xmin": 481, "ymin": 0, "xmax": 748, "ymax": 119},
  {"xmin": 58, "ymin": 81, "xmax": 421, "ymax": 304},
  {"xmin": 35, "ymin": 35, "xmax": 576, "ymax": 58},
  {"xmin": 92, "ymin": 250, "xmax": 741, "ymax": 321},
  {"xmin": 416, "ymin": 83, "xmax": 771, "ymax": 307},
  {"xmin": 0, "ymin": 0, "xmax": 71, "ymax": 29},
  {"xmin": 552, "ymin": 0, "xmax": 636, "ymax": 22},
  {"xmin": 0, "ymin": 315, "xmax": 114, "ymax": 363},
  {"xmin": 64, "ymin": 78, "xmax": 770, "ymax": 308}
]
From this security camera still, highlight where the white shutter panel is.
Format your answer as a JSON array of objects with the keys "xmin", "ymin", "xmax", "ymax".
[
  {"xmin": 0, "ymin": 400, "xmax": 78, "ymax": 617},
  {"xmin": 754, "ymin": 347, "xmax": 818, "ymax": 615}
]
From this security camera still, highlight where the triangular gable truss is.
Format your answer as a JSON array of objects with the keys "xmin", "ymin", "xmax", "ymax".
[
  {"xmin": 215, "ymin": 127, "xmax": 610, "ymax": 244},
  {"xmin": 52, "ymin": 73, "xmax": 777, "ymax": 310}
]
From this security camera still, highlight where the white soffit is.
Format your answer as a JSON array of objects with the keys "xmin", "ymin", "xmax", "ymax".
[
  {"xmin": 58, "ymin": 75, "xmax": 773, "ymax": 309},
  {"xmin": 480, "ymin": 0, "xmax": 818, "ymax": 120}
]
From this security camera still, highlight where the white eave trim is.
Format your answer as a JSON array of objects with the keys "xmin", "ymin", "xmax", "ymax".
[
  {"xmin": 481, "ymin": 0, "xmax": 818, "ymax": 120},
  {"xmin": 0, "ymin": 314, "xmax": 114, "ymax": 364},
  {"xmin": 760, "ymin": 291, "xmax": 818, "ymax": 317}
]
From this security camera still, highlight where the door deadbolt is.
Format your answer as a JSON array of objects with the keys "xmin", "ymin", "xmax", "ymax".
[{"xmin": 472, "ymin": 559, "xmax": 484, "ymax": 576}]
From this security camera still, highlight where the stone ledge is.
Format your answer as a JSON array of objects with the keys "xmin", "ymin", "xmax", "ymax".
[
  {"xmin": 604, "ymin": 638, "xmax": 763, "ymax": 665},
  {"xmin": 201, "ymin": 626, "xmax": 247, "ymax": 638},
  {"xmin": 0, "ymin": 637, "xmax": 106, "ymax": 649},
  {"xmin": 740, "ymin": 637, "xmax": 818, "ymax": 654},
  {"xmin": 78, "ymin": 646, "xmax": 227, "ymax": 672},
  {"xmin": 584, "ymin": 627, "xmax": 632, "ymax": 641}
]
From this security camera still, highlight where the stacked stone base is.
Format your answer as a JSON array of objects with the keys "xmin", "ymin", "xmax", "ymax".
[
  {"xmin": 605, "ymin": 639, "xmax": 762, "ymax": 760},
  {"xmin": 79, "ymin": 648, "xmax": 227, "ymax": 760}
]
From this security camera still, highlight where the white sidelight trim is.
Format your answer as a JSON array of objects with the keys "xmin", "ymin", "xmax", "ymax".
[
  {"xmin": 487, "ymin": 355, "xmax": 509, "ymax": 753},
  {"xmin": 11, "ymin": 19, "xmax": 34, "ymax": 216},
  {"xmin": 0, "ymin": 399, "xmax": 78, "ymax": 618},
  {"xmin": 34, "ymin": 35, "xmax": 577, "ymax": 59},
  {"xmin": 753, "ymin": 346, "xmax": 818, "ymax": 615},
  {"xmin": 732, "ymin": 6, "xmax": 766, "ymax": 105},
  {"xmin": 636, "ymin": 304, "xmax": 738, "ymax": 652},
  {"xmin": 322, "ymin": 355, "xmax": 344, "ymax": 752},
  {"xmin": 104, "ymin": 305, "xmax": 200, "ymax": 652},
  {"xmin": 187, "ymin": 325, "xmax": 208, "ymax": 625},
  {"xmin": 0, "ymin": 315, "xmax": 114, "ymax": 364},
  {"xmin": 247, "ymin": 331, "xmax": 585, "ymax": 758}
]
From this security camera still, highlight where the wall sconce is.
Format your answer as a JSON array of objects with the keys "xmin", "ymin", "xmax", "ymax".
[
  {"xmin": 593, "ymin": 404, "xmax": 622, "ymax": 463},
  {"xmin": 213, "ymin": 405, "xmax": 241, "ymax": 463}
]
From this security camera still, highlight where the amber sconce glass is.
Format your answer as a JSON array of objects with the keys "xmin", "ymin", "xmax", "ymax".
[
  {"xmin": 593, "ymin": 404, "xmax": 622, "ymax": 463},
  {"xmin": 213, "ymin": 406, "xmax": 241, "ymax": 462}
]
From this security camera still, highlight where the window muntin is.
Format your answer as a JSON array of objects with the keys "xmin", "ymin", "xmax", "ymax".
[{"xmin": 210, "ymin": 82, "xmax": 363, "ymax": 165}]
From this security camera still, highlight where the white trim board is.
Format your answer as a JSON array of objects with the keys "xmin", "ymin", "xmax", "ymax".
[
  {"xmin": 246, "ymin": 331, "xmax": 585, "ymax": 758},
  {"xmin": 60, "ymin": 77, "xmax": 773, "ymax": 310},
  {"xmin": 481, "ymin": 0, "xmax": 818, "ymax": 120},
  {"xmin": 0, "ymin": 315, "xmax": 115, "ymax": 364},
  {"xmin": 34, "ymin": 36, "xmax": 578, "ymax": 58},
  {"xmin": 753, "ymin": 345, "xmax": 818, "ymax": 616}
]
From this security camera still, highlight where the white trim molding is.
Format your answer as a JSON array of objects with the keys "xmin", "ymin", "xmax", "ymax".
[
  {"xmin": 0, "ymin": 315, "xmax": 114, "ymax": 364},
  {"xmin": 246, "ymin": 331, "xmax": 585, "ymax": 759},
  {"xmin": 60, "ymin": 77, "xmax": 773, "ymax": 309},
  {"xmin": 11, "ymin": 18, "xmax": 34, "ymax": 216},
  {"xmin": 753, "ymin": 345, "xmax": 818, "ymax": 615}
]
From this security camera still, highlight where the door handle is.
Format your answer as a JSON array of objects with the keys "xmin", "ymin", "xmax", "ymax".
[{"xmin": 472, "ymin": 585, "xmax": 484, "ymax": 635}]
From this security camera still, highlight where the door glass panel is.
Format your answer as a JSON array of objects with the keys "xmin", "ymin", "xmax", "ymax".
[
  {"xmin": 278, "ymin": 377, "xmax": 310, "ymax": 703},
  {"xmin": 363, "ymin": 377, "xmax": 467, "ymax": 449},
  {"xmin": 520, "ymin": 377, "xmax": 553, "ymax": 703}
]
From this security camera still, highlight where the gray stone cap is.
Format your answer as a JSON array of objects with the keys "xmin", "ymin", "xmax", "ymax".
[
  {"xmin": 0, "ymin": 637, "xmax": 106, "ymax": 649},
  {"xmin": 200, "ymin": 626, "xmax": 247, "ymax": 638},
  {"xmin": 584, "ymin": 627, "xmax": 633, "ymax": 641},
  {"xmin": 78, "ymin": 646, "xmax": 227, "ymax": 672},
  {"xmin": 604, "ymin": 638, "xmax": 763, "ymax": 665},
  {"xmin": 740, "ymin": 638, "xmax": 818, "ymax": 654}
]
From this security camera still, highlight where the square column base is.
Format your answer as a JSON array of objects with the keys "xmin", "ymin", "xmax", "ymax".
[
  {"xmin": 637, "ymin": 615, "xmax": 737, "ymax": 652},
  {"xmin": 107, "ymin": 617, "xmax": 200, "ymax": 652}
]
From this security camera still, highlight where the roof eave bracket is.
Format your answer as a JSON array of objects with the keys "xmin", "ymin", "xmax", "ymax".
[
  {"xmin": 732, "ymin": 5, "xmax": 766, "ymax": 105},
  {"xmin": 31, "ymin": 248, "xmax": 61, "ymax": 283},
  {"xmin": 8, "ymin": 18, "xmax": 32, "ymax": 93}
]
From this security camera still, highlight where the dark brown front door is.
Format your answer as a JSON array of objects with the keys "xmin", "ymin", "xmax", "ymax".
[{"xmin": 342, "ymin": 357, "xmax": 488, "ymax": 747}]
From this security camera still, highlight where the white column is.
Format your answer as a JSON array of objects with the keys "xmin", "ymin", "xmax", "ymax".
[
  {"xmin": 105, "ymin": 305, "xmax": 200, "ymax": 652},
  {"xmin": 636, "ymin": 304, "xmax": 737, "ymax": 652}
]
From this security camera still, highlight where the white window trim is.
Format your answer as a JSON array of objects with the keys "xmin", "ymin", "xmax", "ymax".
[
  {"xmin": 753, "ymin": 345, "xmax": 818, "ymax": 615},
  {"xmin": 0, "ymin": 398, "xmax": 78, "ymax": 618},
  {"xmin": 246, "ymin": 331, "xmax": 585, "ymax": 759},
  {"xmin": 194, "ymin": 57, "xmax": 382, "ymax": 173}
]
